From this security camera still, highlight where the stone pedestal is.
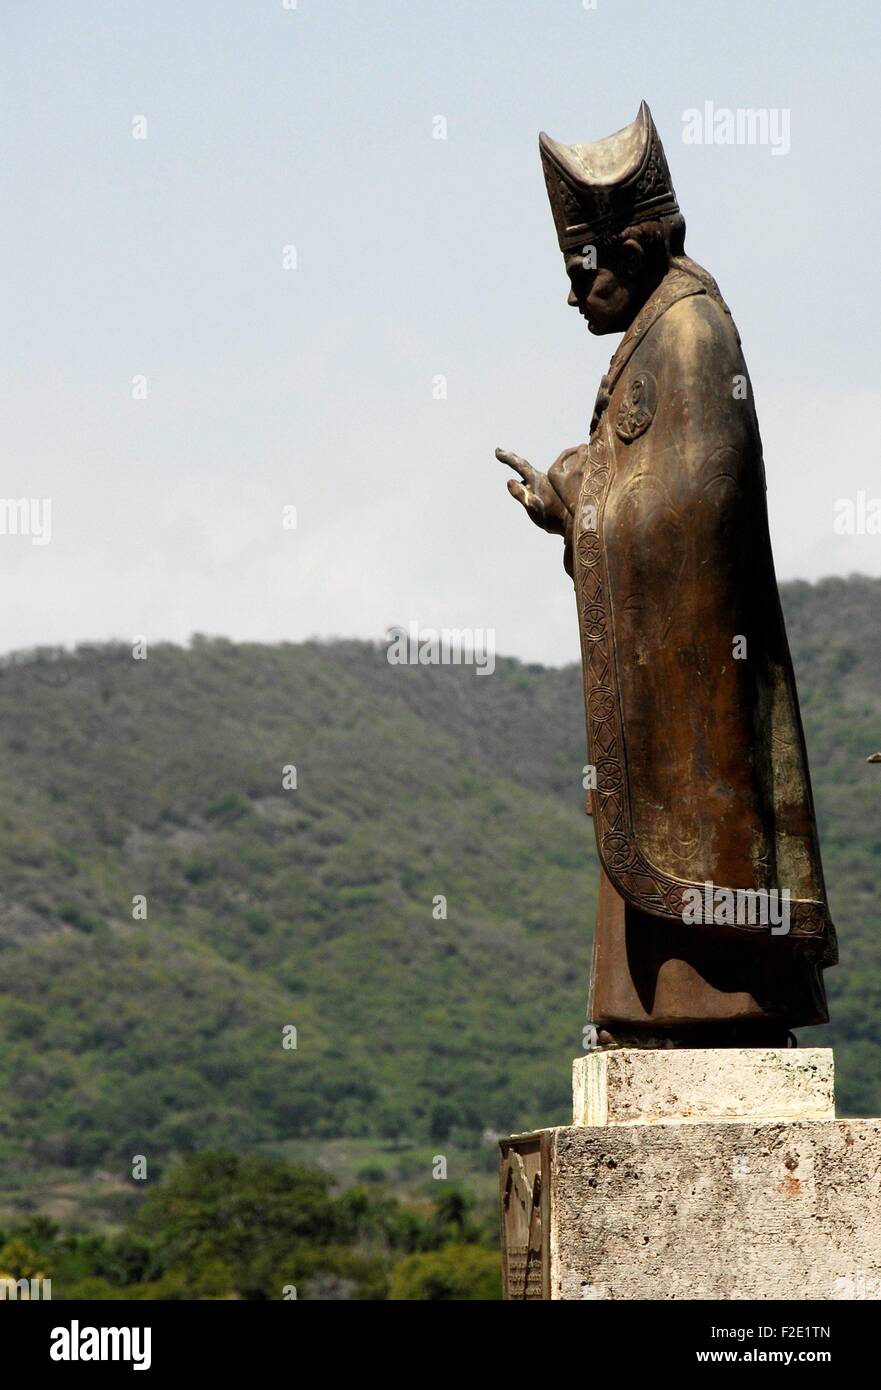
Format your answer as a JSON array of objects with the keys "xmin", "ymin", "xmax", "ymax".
[
  {"xmin": 500, "ymin": 1049, "xmax": 881, "ymax": 1300},
  {"xmin": 572, "ymin": 1047, "xmax": 835, "ymax": 1126}
]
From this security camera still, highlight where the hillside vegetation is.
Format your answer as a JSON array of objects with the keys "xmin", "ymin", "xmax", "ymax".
[{"xmin": 0, "ymin": 575, "xmax": 878, "ymax": 1211}]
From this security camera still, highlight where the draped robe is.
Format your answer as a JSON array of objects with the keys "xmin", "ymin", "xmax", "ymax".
[{"xmin": 553, "ymin": 258, "xmax": 836, "ymax": 1034}]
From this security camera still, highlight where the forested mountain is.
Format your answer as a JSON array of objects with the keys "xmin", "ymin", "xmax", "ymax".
[{"xmin": 0, "ymin": 575, "xmax": 878, "ymax": 1212}]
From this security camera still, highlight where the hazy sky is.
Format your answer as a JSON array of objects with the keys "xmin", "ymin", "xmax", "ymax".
[{"xmin": 4, "ymin": 0, "xmax": 880, "ymax": 665}]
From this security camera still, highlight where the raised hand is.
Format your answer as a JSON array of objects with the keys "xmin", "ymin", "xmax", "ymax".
[
  {"xmin": 496, "ymin": 448, "xmax": 568, "ymax": 536},
  {"xmin": 547, "ymin": 444, "xmax": 589, "ymax": 515}
]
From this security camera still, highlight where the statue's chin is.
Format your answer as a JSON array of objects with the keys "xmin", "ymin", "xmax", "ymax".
[{"xmin": 588, "ymin": 314, "xmax": 629, "ymax": 337}]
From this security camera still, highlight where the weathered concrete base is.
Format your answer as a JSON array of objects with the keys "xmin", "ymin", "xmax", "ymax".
[
  {"xmin": 551, "ymin": 1117, "xmax": 881, "ymax": 1300},
  {"xmin": 573, "ymin": 1047, "xmax": 835, "ymax": 1126},
  {"xmin": 501, "ymin": 1049, "xmax": 881, "ymax": 1300}
]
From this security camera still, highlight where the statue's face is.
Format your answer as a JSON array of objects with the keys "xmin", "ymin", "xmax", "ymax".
[{"xmin": 564, "ymin": 242, "xmax": 644, "ymax": 335}]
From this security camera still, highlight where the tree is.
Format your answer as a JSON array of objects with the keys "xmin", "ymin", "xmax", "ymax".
[{"xmin": 387, "ymin": 1244, "xmax": 501, "ymax": 1300}]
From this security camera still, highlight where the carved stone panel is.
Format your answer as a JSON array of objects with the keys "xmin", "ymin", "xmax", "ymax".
[{"xmin": 499, "ymin": 1133, "xmax": 551, "ymax": 1300}]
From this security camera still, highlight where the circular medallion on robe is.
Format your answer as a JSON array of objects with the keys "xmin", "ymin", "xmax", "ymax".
[{"xmin": 615, "ymin": 370, "xmax": 658, "ymax": 443}]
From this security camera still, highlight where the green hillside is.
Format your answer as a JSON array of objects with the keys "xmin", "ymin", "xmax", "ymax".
[{"xmin": 0, "ymin": 575, "xmax": 878, "ymax": 1214}]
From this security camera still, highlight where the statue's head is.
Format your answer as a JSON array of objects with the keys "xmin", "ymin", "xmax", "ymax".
[
  {"xmin": 562, "ymin": 214, "xmax": 686, "ymax": 335},
  {"xmin": 540, "ymin": 102, "xmax": 684, "ymax": 335}
]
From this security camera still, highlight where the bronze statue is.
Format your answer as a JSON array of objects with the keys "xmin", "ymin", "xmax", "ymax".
[{"xmin": 498, "ymin": 102, "xmax": 836, "ymax": 1046}]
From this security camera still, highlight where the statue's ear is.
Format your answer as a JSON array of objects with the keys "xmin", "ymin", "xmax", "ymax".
[{"xmin": 618, "ymin": 238, "xmax": 645, "ymax": 282}]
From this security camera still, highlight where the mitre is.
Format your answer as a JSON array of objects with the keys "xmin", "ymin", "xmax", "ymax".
[{"xmin": 539, "ymin": 100, "xmax": 679, "ymax": 251}]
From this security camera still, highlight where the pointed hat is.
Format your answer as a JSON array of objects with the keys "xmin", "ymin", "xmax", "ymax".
[{"xmin": 539, "ymin": 101, "xmax": 679, "ymax": 251}]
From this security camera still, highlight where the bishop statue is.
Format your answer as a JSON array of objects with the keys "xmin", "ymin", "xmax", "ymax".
[{"xmin": 497, "ymin": 102, "xmax": 836, "ymax": 1046}]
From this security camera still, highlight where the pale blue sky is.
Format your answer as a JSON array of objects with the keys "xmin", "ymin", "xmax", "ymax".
[{"xmin": 3, "ymin": 0, "xmax": 880, "ymax": 663}]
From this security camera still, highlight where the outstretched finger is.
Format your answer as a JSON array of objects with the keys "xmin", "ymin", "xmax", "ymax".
[{"xmin": 496, "ymin": 448, "xmax": 534, "ymax": 482}]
